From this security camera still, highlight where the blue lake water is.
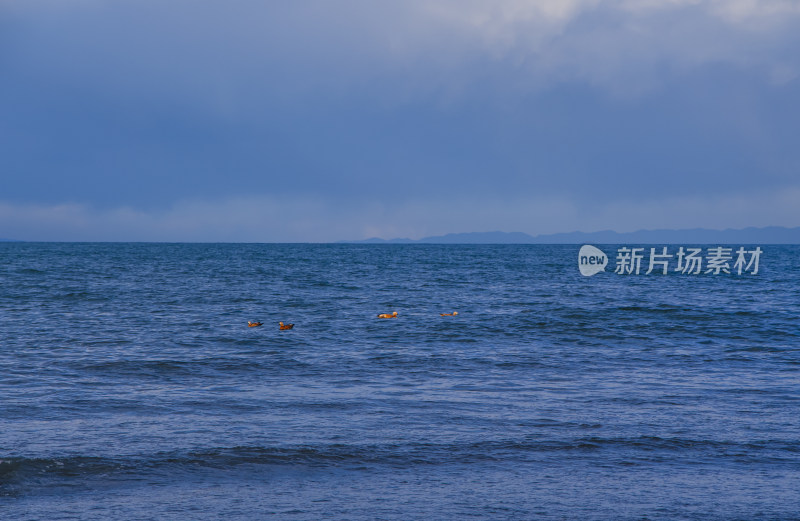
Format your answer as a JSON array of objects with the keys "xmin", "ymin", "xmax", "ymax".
[{"xmin": 1, "ymin": 243, "xmax": 798, "ymax": 520}]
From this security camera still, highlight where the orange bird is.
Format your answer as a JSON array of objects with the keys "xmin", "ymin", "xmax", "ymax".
[
  {"xmin": 377, "ymin": 311, "xmax": 398, "ymax": 319},
  {"xmin": 440, "ymin": 311, "xmax": 458, "ymax": 316},
  {"xmin": 279, "ymin": 321, "xmax": 294, "ymax": 330},
  {"xmin": 248, "ymin": 321, "xmax": 263, "ymax": 327}
]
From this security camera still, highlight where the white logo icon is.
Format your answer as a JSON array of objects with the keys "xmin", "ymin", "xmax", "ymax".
[{"xmin": 578, "ymin": 245, "xmax": 608, "ymax": 277}]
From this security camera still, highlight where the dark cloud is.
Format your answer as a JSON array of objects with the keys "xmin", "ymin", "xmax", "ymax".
[{"xmin": 1, "ymin": 1, "xmax": 799, "ymax": 239}]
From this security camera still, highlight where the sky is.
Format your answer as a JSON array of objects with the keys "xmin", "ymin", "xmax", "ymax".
[{"xmin": 2, "ymin": 0, "xmax": 799, "ymax": 242}]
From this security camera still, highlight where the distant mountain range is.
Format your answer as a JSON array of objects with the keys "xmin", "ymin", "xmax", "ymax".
[
  {"xmin": 5, "ymin": 226, "xmax": 799, "ymax": 244},
  {"xmin": 342, "ymin": 226, "xmax": 800, "ymax": 244}
]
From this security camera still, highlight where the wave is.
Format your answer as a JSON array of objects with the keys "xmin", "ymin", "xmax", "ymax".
[
  {"xmin": 72, "ymin": 357, "xmax": 313, "ymax": 379},
  {"xmin": 3, "ymin": 436, "xmax": 797, "ymax": 491},
  {"xmin": 16, "ymin": 268, "xmax": 46, "ymax": 275}
]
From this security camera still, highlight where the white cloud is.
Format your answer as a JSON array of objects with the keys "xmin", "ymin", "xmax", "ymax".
[
  {"xmin": 6, "ymin": 0, "xmax": 800, "ymax": 108},
  {"xmin": 417, "ymin": 0, "xmax": 800, "ymax": 97},
  {"xmin": 585, "ymin": 186, "xmax": 800, "ymax": 232},
  {"xmin": 3, "ymin": 187, "xmax": 799, "ymax": 242}
]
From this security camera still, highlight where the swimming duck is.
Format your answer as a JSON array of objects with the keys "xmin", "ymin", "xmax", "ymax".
[
  {"xmin": 440, "ymin": 311, "xmax": 458, "ymax": 316},
  {"xmin": 279, "ymin": 321, "xmax": 294, "ymax": 330},
  {"xmin": 248, "ymin": 321, "xmax": 263, "ymax": 327},
  {"xmin": 377, "ymin": 311, "xmax": 398, "ymax": 319}
]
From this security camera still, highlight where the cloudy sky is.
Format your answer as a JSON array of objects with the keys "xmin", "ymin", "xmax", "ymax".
[{"xmin": 2, "ymin": 0, "xmax": 799, "ymax": 241}]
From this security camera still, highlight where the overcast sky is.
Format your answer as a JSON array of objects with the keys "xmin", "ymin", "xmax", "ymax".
[{"xmin": 2, "ymin": 0, "xmax": 799, "ymax": 241}]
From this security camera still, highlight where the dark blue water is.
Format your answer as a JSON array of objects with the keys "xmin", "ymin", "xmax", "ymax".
[{"xmin": 1, "ymin": 243, "xmax": 798, "ymax": 520}]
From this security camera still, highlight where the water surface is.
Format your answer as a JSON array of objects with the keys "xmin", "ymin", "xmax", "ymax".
[{"xmin": 1, "ymin": 243, "xmax": 798, "ymax": 520}]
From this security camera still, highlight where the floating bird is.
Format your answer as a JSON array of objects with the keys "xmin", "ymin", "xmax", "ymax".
[
  {"xmin": 279, "ymin": 321, "xmax": 294, "ymax": 330},
  {"xmin": 248, "ymin": 321, "xmax": 263, "ymax": 327},
  {"xmin": 377, "ymin": 311, "xmax": 398, "ymax": 319},
  {"xmin": 440, "ymin": 311, "xmax": 458, "ymax": 316}
]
